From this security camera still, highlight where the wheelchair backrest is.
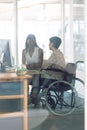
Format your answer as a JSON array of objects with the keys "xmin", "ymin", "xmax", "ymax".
[
  {"xmin": 65, "ymin": 63, "xmax": 77, "ymax": 84},
  {"xmin": 65, "ymin": 63, "xmax": 76, "ymax": 75}
]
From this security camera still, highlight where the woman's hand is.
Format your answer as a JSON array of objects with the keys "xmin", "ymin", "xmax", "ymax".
[{"xmin": 26, "ymin": 64, "xmax": 34, "ymax": 69}]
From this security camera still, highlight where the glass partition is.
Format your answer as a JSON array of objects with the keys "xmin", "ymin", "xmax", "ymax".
[
  {"xmin": 65, "ymin": 0, "xmax": 85, "ymax": 62},
  {"xmin": 17, "ymin": 2, "xmax": 62, "ymax": 65},
  {"xmin": 0, "ymin": 0, "xmax": 85, "ymax": 66},
  {"xmin": 18, "ymin": 0, "xmax": 85, "ymax": 65}
]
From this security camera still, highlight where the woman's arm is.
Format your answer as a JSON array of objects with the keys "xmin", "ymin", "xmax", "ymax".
[{"xmin": 22, "ymin": 49, "xmax": 26, "ymax": 65}]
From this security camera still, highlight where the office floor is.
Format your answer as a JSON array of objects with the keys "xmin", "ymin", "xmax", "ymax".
[
  {"xmin": 29, "ymin": 106, "xmax": 84, "ymax": 130},
  {"xmin": 0, "ymin": 101, "xmax": 84, "ymax": 130}
]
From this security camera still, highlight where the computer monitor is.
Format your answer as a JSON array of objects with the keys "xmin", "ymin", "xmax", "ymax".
[{"xmin": 0, "ymin": 39, "xmax": 13, "ymax": 67}]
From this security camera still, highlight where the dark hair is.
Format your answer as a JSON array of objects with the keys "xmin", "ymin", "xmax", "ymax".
[
  {"xmin": 49, "ymin": 36, "xmax": 62, "ymax": 49},
  {"xmin": 25, "ymin": 34, "xmax": 38, "ymax": 51}
]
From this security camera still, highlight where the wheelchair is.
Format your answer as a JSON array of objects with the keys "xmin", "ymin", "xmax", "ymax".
[{"xmin": 39, "ymin": 61, "xmax": 84, "ymax": 116}]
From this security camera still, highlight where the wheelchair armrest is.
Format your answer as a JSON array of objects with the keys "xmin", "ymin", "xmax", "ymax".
[{"xmin": 40, "ymin": 67, "xmax": 67, "ymax": 74}]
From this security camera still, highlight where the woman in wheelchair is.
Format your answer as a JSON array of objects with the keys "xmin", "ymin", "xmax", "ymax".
[
  {"xmin": 40, "ymin": 36, "xmax": 76, "ymax": 92},
  {"xmin": 40, "ymin": 36, "xmax": 66, "ymax": 89}
]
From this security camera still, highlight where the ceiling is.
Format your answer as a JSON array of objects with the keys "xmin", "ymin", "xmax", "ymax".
[
  {"xmin": 0, "ymin": 0, "xmax": 14, "ymax": 3},
  {"xmin": 0, "ymin": 0, "xmax": 84, "ymax": 20},
  {"xmin": 0, "ymin": 0, "xmax": 59, "ymax": 3},
  {"xmin": 0, "ymin": 0, "xmax": 84, "ymax": 4}
]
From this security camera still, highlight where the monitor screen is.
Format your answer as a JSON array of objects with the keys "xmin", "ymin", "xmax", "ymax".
[{"xmin": 0, "ymin": 39, "xmax": 13, "ymax": 67}]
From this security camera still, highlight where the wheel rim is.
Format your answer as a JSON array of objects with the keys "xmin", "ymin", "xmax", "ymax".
[{"xmin": 45, "ymin": 80, "xmax": 77, "ymax": 116}]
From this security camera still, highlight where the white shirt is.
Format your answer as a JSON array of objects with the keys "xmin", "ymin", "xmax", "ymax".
[{"xmin": 26, "ymin": 47, "xmax": 39, "ymax": 64}]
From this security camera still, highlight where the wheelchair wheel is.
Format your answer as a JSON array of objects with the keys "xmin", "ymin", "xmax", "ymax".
[
  {"xmin": 45, "ymin": 80, "xmax": 77, "ymax": 116},
  {"xmin": 73, "ymin": 77, "xmax": 84, "ymax": 108}
]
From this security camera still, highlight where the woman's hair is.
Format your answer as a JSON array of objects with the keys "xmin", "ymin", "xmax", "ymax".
[
  {"xmin": 49, "ymin": 36, "xmax": 62, "ymax": 49},
  {"xmin": 25, "ymin": 34, "xmax": 38, "ymax": 51}
]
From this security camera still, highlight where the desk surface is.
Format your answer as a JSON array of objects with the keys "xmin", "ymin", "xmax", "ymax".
[{"xmin": 0, "ymin": 73, "xmax": 32, "ymax": 81}]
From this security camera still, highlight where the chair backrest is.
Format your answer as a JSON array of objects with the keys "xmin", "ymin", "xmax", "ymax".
[
  {"xmin": 65, "ymin": 63, "xmax": 76, "ymax": 75},
  {"xmin": 65, "ymin": 63, "xmax": 77, "ymax": 84}
]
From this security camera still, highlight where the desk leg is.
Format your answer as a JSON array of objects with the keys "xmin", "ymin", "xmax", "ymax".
[{"xmin": 23, "ymin": 79, "xmax": 28, "ymax": 130}]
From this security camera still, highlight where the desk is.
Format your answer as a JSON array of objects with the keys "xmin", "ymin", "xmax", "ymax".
[{"xmin": 0, "ymin": 73, "xmax": 32, "ymax": 130}]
